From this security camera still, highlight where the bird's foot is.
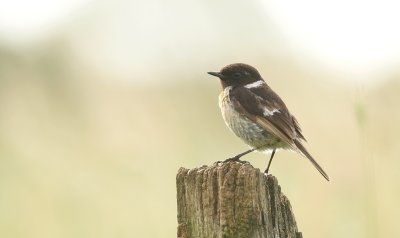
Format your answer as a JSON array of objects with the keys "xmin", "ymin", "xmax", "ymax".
[
  {"xmin": 214, "ymin": 156, "xmax": 249, "ymax": 165},
  {"xmin": 263, "ymin": 168, "xmax": 270, "ymax": 175}
]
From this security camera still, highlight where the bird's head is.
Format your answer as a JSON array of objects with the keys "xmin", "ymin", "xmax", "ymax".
[{"xmin": 208, "ymin": 63, "xmax": 263, "ymax": 88}]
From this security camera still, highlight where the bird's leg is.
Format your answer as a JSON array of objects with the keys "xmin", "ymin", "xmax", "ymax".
[
  {"xmin": 227, "ymin": 148, "xmax": 256, "ymax": 161},
  {"xmin": 215, "ymin": 148, "xmax": 256, "ymax": 164},
  {"xmin": 264, "ymin": 148, "xmax": 276, "ymax": 174}
]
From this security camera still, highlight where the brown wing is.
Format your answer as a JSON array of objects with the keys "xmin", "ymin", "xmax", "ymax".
[
  {"xmin": 230, "ymin": 84, "xmax": 330, "ymax": 181},
  {"xmin": 292, "ymin": 115, "xmax": 306, "ymax": 141},
  {"xmin": 229, "ymin": 84, "xmax": 298, "ymax": 148}
]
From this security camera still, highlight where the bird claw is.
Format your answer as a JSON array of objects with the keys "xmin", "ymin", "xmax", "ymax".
[{"xmin": 214, "ymin": 156, "xmax": 249, "ymax": 165}]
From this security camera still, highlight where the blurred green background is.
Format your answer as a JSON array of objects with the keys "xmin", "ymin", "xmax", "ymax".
[{"xmin": 1, "ymin": 0, "xmax": 400, "ymax": 237}]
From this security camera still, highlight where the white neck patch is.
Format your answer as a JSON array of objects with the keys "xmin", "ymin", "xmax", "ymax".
[
  {"xmin": 223, "ymin": 86, "xmax": 233, "ymax": 94},
  {"xmin": 244, "ymin": 80, "xmax": 265, "ymax": 89}
]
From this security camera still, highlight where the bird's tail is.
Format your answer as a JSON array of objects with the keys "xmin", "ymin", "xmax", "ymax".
[{"xmin": 293, "ymin": 139, "xmax": 330, "ymax": 181}]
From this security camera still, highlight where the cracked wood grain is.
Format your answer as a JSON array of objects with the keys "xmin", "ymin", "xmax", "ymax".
[{"xmin": 177, "ymin": 161, "xmax": 302, "ymax": 238}]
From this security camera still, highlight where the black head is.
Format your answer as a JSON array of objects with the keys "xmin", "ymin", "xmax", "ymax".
[{"xmin": 208, "ymin": 63, "xmax": 263, "ymax": 88}]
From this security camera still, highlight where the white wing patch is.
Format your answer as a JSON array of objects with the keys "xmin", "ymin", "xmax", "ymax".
[
  {"xmin": 263, "ymin": 108, "xmax": 279, "ymax": 117},
  {"xmin": 244, "ymin": 80, "xmax": 265, "ymax": 89}
]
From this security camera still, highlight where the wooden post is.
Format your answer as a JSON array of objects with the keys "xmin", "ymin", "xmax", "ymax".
[{"xmin": 176, "ymin": 161, "xmax": 302, "ymax": 238}]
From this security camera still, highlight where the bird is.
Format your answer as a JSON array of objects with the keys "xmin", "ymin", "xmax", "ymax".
[{"xmin": 208, "ymin": 63, "xmax": 329, "ymax": 181}]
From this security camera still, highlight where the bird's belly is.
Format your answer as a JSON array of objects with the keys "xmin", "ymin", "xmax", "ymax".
[{"xmin": 219, "ymin": 94, "xmax": 284, "ymax": 150}]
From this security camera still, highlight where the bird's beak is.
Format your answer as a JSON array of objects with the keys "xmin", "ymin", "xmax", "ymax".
[{"xmin": 207, "ymin": 71, "xmax": 224, "ymax": 78}]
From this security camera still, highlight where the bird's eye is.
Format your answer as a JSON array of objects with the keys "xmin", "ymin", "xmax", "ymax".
[{"xmin": 233, "ymin": 72, "xmax": 241, "ymax": 78}]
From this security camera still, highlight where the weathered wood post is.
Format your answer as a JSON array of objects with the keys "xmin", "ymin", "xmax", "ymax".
[{"xmin": 176, "ymin": 161, "xmax": 302, "ymax": 238}]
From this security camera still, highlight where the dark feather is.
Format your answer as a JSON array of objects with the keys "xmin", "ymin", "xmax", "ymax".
[
  {"xmin": 230, "ymin": 83, "xmax": 330, "ymax": 181},
  {"xmin": 294, "ymin": 139, "xmax": 330, "ymax": 181},
  {"xmin": 229, "ymin": 84, "xmax": 297, "ymax": 147}
]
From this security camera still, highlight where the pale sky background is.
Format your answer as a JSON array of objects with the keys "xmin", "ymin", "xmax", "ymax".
[{"xmin": 0, "ymin": 0, "xmax": 399, "ymax": 81}]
